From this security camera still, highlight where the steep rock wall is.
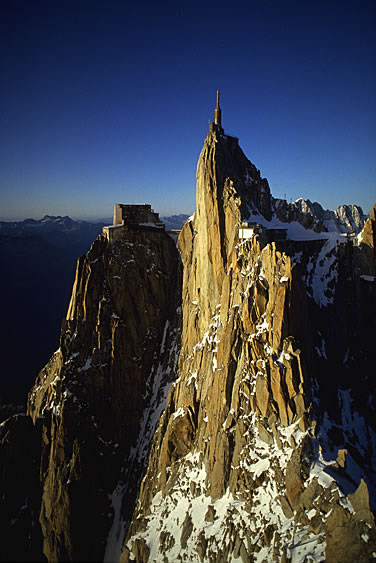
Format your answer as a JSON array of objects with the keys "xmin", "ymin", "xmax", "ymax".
[
  {"xmin": 1, "ymin": 125, "xmax": 375, "ymax": 563},
  {"xmin": 122, "ymin": 135, "xmax": 376, "ymax": 562},
  {"xmin": 182, "ymin": 132, "xmax": 272, "ymax": 342},
  {"xmin": 23, "ymin": 229, "xmax": 180, "ymax": 562}
]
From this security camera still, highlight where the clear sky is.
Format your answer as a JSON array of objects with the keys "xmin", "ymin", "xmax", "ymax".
[{"xmin": 1, "ymin": 0, "xmax": 375, "ymax": 221}]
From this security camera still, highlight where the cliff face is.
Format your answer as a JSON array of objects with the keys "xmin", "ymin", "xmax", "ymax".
[
  {"xmin": 182, "ymin": 134, "xmax": 272, "ymax": 339},
  {"xmin": 1, "ymin": 228, "xmax": 180, "ymax": 562},
  {"xmin": 1, "ymin": 127, "xmax": 375, "ymax": 563},
  {"xmin": 121, "ymin": 132, "xmax": 376, "ymax": 562}
]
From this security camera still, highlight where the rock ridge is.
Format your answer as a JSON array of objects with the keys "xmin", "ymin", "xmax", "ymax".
[
  {"xmin": 2, "ymin": 227, "xmax": 181, "ymax": 561},
  {"xmin": 121, "ymin": 132, "xmax": 376, "ymax": 562},
  {"xmin": 0, "ymin": 127, "xmax": 375, "ymax": 562}
]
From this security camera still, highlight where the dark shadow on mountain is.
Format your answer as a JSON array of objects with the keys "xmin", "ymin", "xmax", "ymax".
[{"xmin": 0, "ymin": 217, "xmax": 105, "ymax": 405}]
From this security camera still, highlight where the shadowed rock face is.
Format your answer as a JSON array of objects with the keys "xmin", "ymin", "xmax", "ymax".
[
  {"xmin": 0, "ymin": 414, "xmax": 44, "ymax": 562},
  {"xmin": 0, "ymin": 126, "xmax": 375, "ymax": 562},
  {"xmin": 32, "ymin": 231, "xmax": 179, "ymax": 562},
  {"xmin": 1, "ymin": 229, "xmax": 180, "ymax": 562}
]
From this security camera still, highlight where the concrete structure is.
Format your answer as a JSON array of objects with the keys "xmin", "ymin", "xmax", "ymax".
[
  {"xmin": 238, "ymin": 222, "xmax": 265, "ymax": 240},
  {"xmin": 113, "ymin": 203, "xmax": 164, "ymax": 228},
  {"xmin": 238, "ymin": 222, "xmax": 288, "ymax": 243},
  {"xmin": 102, "ymin": 224, "xmax": 127, "ymax": 243},
  {"xmin": 103, "ymin": 204, "xmax": 165, "ymax": 242}
]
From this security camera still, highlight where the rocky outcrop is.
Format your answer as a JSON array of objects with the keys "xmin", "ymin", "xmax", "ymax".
[
  {"xmin": 273, "ymin": 197, "xmax": 327, "ymax": 232},
  {"xmin": 188, "ymin": 132, "xmax": 272, "ymax": 335},
  {"xmin": 358, "ymin": 203, "xmax": 376, "ymax": 261},
  {"xmin": 1, "ymin": 127, "xmax": 375, "ymax": 562},
  {"xmin": 1, "ymin": 228, "xmax": 180, "ymax": 562},
  {"xmin": 121, "ymin": 132, "xmax": 376, "ymax": 562},
  {"xmin": 325, "ymin": 479, "xmax": 376, "ymax": 563},
  {"xmin": 335, "ymin": 203, "xmax": 367, "ymax": 233},
  {"xmin": 286, "ymin": 198, "xmax": 368, "ymax": 234}
]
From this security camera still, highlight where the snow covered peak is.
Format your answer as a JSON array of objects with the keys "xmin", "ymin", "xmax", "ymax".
[{"xmin": 275, "ymin": 198, "xmax": 368, "ymax": 235}]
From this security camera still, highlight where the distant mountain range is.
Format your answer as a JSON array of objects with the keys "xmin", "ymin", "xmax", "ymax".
[
  {"xmin": 0, "ymin": 213, "xmax": 190, "ymax": 233},
  {"xmin": 0, "ymin": 214, "xmax": 105, "ymax": 238},
  {"xmin": 161, "ymin": 214, "xmax": 190, "ymax": 230}
]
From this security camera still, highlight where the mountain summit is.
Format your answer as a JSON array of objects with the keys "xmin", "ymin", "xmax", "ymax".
[
  {"xmin": 121, "ymin": 100, "xmax": 376, "ymax": 563},
  {"xmin": 1, "ymin": 96, "xmax": 375, "ymax": 562}
]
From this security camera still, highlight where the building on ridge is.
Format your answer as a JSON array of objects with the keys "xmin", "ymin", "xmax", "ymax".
[
  {"xmin": 113, "ymin": 203, "xmax": 164, "ymax": 228},
  {"xmin": 103, "ymin": 203, "xmax": 165, "ymax": 242}
]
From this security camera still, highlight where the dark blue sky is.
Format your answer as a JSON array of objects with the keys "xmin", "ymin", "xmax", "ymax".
[{"xmin": 1, "ymin": 0, "xmax": 375, "ymax": 220}]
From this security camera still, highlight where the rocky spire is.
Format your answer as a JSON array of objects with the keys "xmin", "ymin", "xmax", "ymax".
[
  {"xmin": 121, "ymin": 122, "xmax": 376, "ymax": 563},
  {"xmin": 2, "ymin": 96, "xmax": 376, "ymax": 563}
]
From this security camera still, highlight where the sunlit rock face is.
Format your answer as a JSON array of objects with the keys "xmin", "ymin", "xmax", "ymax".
[
  {"xmin": 186, "ymin": 132, "xmax": 272, "ymax": 336},
  {"xmin": 121, "ymin": 132, "xmax": 376, "ymax": 562},
  {"xmin": 1, "ymin": 124, "xmax": 375, "ymax": 563}
]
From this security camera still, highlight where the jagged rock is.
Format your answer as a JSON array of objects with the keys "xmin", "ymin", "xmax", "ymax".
[
  {"xmin": 308, "ymin": 513, "xmax": 324, "ymax": 535},
  {"xmin": 358, "ymin": 203, "xmax": 376, "ymax": 256},
  {"xmin": 286, "ymin": 198, "xmax": 368, "ymax": 234},
  {"xmin": 325, "ymin": 491, "xmax": 376, "ymax": 563},
  {"xmin": 204, "ymin": 505, "xmax": 216, "ymax": 522},
  {"xmin": 2, "ymin": 105, "xmax": 376, "ymax": 562},
  {"xmin": 17, "ymin": 228, "xmax": 179, "ymax": 561},
  {"xmin": 121, "ymin": 126, "xmax": 376, "ymax": 562},
  {"xmin": 160, "ymin": 407, "xmax": 195, "ymax": 466},
  {"xmin": 274, "ymin": 197, "xmax": 327, "ymax": 232},
  {"xmin": 255, "ymin": 374, "xmax": 269, "ymax": 418},
  {"xmin": 279, "ymin": 495, "xmax": 294, "ymax": 519},
  {"xmin": 300, "ymin": 479, "xmax": 323, "ymax": 510},
  {"xmin": 180, "ymin": 513, "xmax": 193, "ymax": 548},
  {"xmin": 239, "ymin": 542, "xmax": 251, "ymax": 562},
  {"xmin": 335, "ymin": 204, "xmax": 367, "ymax": 233},
  {"xmin": 159, "ymin": 530, "xmax": 175, "ymax": 552},
  {"xmin": 336, "ymin": 448, "xmax": 348, "ymax": 469},
  {"xmin": 348, "ymin": 478, "xmax": 375, "ymax": 525},
  {"xmin": 195, "ymin": 530, "xmax": 207, "ymax": 560},
  {"xmin": 285, "ymin": 448, "xmax": 304, "ymax": 509},
  {"xmin": 257, "ymin": 421, "xmax": 274, "ymax": 445},
  {"xmin": 131, "ymin": 538, "xmax": 150, "ymax": 563}
]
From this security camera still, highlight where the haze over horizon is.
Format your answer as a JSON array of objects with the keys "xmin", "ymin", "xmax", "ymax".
[{"xmin": 1, "ymin": 0, "xmax": 375, "ymax": 221}]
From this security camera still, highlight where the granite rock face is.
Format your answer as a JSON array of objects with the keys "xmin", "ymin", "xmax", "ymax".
[
  {"xmin": 121, "ymin": 133, "xmax": 376, "ymax": 562},
  {"xmin": 0, "ymin": 128, "xmax": 375, "ymax": 562},
  {"xmin": 1, "ymin": 228, "xmax": 180, "ymax": 562}
]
